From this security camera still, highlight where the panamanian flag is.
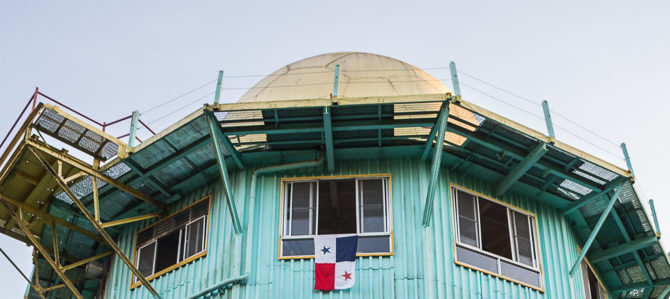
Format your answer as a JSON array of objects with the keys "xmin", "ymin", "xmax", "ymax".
[{"xmin": 314, "ymin": 234, "xmax": 357, "ymax": 290}]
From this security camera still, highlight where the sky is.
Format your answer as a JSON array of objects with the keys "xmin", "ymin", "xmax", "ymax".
[{"xmin": 1, "ymin": 1, "xmax": 670, "ymax": 297}]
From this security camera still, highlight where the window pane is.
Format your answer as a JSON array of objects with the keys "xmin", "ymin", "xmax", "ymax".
[
  {"xmin": 513, "ymin": 212, "xmax": 534, "ymax": 266},
  {"xmin": 500, "ymin": 260, "xmax": 541, "ymax": 288},
  {"xmin": 479, "ymin": 198, "xmax": 512, "ymax": 260},
  {"xmin": 360, "ymin": 179, "xmax": 385, "ymax": 233},
  {"xmin": 456, "ymin": 190, "xmax": 478, "ymax": 247},
  {"xmin": 457, "ymin": 190, "xmax": 476, "ymax": 220},
  {"xmin": 155, "ymin": 230, "xmax": 181, "ymax": 273},
  {"xmin": 581, "ymin": 262, "xmax": 592, "ymax": 299},
  {"xmin": 318, "ymin": 180, "xmax": 356, "ymax": 234},
  {"xmin": 290, "ymin": 182, "xmax": 312, "ymax": 236},
  {"xmin": 586, "ymin": 262, "xmax": 600, "ymax": 299},
  {"xmin": 185, "ymin": 217, "xmax": 205, "ymax": 258},
  {"xmin": 282, "ymin": 239, "xmax": 314, "ymax": 256},
  {"xmin": 456, "ymin": 245, "xmax": 498, "ymax": 273},
  {"xmin": 284, "ymin": 183, "xmax": 292, "ymax": 235},
  {"xmin": 357, "ymin": 235, "xmax": 391, "ymax": 253},
  {"xmin": 458, "ymin": 217, "xmax": 478, "ymax": 247},
  {"xmin": 137, "ymin": 242, "xmax": 155, "ymax": 277}
]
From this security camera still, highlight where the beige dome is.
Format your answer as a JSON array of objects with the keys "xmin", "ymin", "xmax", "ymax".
[{"xmin": 239, "ymin": 52, "xmax": 450, "ymax": 102}]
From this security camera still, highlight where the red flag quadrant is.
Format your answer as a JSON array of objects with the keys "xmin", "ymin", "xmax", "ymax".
[{"xmin": 314, "ymin": 234, "xmax": 357, "ymax": 290}]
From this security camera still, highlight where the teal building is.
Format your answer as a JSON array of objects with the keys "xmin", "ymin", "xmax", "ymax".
[{"xmin": 0, "ymin": 52, "xmax": 668, "ymax": 298}]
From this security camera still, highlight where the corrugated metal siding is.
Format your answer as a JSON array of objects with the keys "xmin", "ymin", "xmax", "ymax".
[{"xmin": 104, "ymin": 158, "xmax": 590, "ymax": 298}]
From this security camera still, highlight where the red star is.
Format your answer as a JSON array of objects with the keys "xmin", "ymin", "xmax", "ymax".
[{"xmin": 342, "ymin": 271, "xmax": 352, "ymax": 281}]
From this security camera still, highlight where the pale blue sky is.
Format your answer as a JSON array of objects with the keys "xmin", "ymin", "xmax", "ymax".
[{"xmin": 1, "ymin": 1, "xmax": 670, "ymax": 297}]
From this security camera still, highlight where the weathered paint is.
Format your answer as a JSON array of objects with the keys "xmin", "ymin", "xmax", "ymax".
[{"xmin": 104, "ymin": 158, "xmax": 591, "ymax": 299}]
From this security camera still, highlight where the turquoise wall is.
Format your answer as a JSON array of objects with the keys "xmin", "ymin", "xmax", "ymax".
[{"xmin": 104, "ymin": 158, "xmax": 593, "ymax": 299}]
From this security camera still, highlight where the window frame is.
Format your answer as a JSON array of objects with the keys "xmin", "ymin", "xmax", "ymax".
[
  {"xmin": 130, "ymin": 195, "xmax": 211, "ymax": 289},
  {"xmin": 581, "ymin": 255, "xmax": 608, "ymax": 299},
  {"xmin": 278, "ymin": 174, "xmax": 394, "ymax": 259},
  {"xmin": 450, "ymin": 184, "xmax": 545, "ymax": 292}
]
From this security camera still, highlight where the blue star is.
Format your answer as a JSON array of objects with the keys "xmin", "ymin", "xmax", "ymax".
[{"xmin": 321, "ymin": 246, "xmax": 331, "ymax": 254}]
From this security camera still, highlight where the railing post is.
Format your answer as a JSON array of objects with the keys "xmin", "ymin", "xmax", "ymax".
[
  {"xmin": 214, "ymin": 70, "xmax": 224, "ymax": 104},
  {"xmin": 128, "ymin": 110, "xmax": 140, "ymax": 147},
  {"xmin": 449, "ymin": 61, "xmax": 461, "ymax": 97},
  {"xmin": 542, "ymin": 100, "xmax": 555, "ymax": 140},
  {"xmin": 649, "ymin": 199, "xmax": 661, "ymax": 235},
  {"xmin": 332, "ymin": 64, "xmax": 340, "ymax": 98},
  {"xmin": 32, "ymin": 87, "xmax": 39, "ymax": 111},
  {"xmin": 621, "ymin": 142, "xmax": 635, "ymax": 177}
]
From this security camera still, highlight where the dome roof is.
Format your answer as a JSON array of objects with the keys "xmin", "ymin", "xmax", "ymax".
[{"xmin": 239, "ymin": 52, "xmax": 450, "ymax": 102}]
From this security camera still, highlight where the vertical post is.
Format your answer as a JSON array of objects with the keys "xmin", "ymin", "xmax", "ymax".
[
  {"xmin": 51, "ymin": 223, "xmax": 59, "ymax": 266},
  {"xmin": 332, "ymin": 64, "xmax": 340, "ymax": 98},
  {"xmin": 128, "ymin": 111, "xmax": 140, "ymax": 147},
  {"xmin": 449, "ymin": 61, "xmax": 461, "ymax": 97},
  {"xmin": 323, "ymin": 107, "xmax": 335, "ymax": 172},
  {"xmin": 649, "ymin": 199, "xmax": 661, "ymax": 235},
  {"xmin": 32, "ymin": 87, "xmax": 39, "ymax": 111},
  {"xmin": 621, "ymin": 142, "xmax": 635, "ymax": 177},
  {"xmin": 214, "ymin": 70, "xmax": 224, "ymax": 104},
  {"xmin": 93, "ymin": 159, "xmax": 100, "ymax": 223},
  {"xmin": 542, "ymin": 100, "xmax": 555, "ymax": 139},
  {"xmin": 569, "ymin": 184, "xmax": 623, "ymax": 276}
]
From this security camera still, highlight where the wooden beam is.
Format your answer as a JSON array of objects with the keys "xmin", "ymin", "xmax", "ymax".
[
  {"xmin": 61, "ymin": 251, "xmax": 113, "ymax": 272},
  {"xmin": 28, "ymin": 147, "xmax": 161, "ymax": 298},
  {"xmin": 101, "ymin": 213, "xmax": 159, "ymax": 228}
]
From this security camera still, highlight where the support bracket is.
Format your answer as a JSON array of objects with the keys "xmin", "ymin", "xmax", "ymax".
[
  {"xmin": 588, "ymin": 235, "xmax": 658, "ymax": 264},
  {"xmin": 562, "ymin": 177, "xmax": 625, "ymax": 216},
  {"xmin": 27, "ymin": 147, "xmax": 162, "ymax": 298},
  {"xmin": 422, "ymin": 101, "xmax": 450, "ymax": 226},
  {"xmin": 0, "ymin": 200, "xmax": 83, "ymax": 299},
  {"xmin": 569, "ymin": 183, "xmax": 624, "ymax": 276},
  {"xmin": 206, "ymin": 112, "xmax": 242, "ymax": 234},
  {"xmin": 495, "ymin": 143, "xmax": 547, "ymax": 196}
]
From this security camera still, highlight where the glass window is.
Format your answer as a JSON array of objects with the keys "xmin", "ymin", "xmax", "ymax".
[
  {"xmin": 155, "ymin": 230, "xmax": 182, "ymax": 273},
  {"xmin": 185, "ymin": 216, "xmax": 206, "ymax": 258},
  {"xmin": 318, "ymin": 180, "xmax": 356, "ymax": 234},
  {"xmin": 479, "ymin": 198, "xmax": 512, "ymax": 259},
  {"xmin": 280, "ymin": 176, "xmax": 392, "ymax": 258},
  {"xmin": 136, "ymin": 242, "xmax": 156, "ymax": 278},
  {"xmin": 581, "ymin": 260, "xmax": 606, "ymax": 299},
  {"xmin": 456, "ymin": 190, "xmax": 478, "ymax": 247},
  {"xmin": 452, "ymin": 186, "xmax": 542, "ymax": 289},
  {"xmin": 513, "ymin": 211, "xmax": 535, "ymax": 267},
  {"xmin": 360, "ymin": 179, "xmax": 386, "ymax": 233},
  {"xmin": 133, "ymin": 196, "xmax": 210, "ymax": 285}
]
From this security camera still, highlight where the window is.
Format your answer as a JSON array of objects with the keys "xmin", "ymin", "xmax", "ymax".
[
  {"xmin": 279, "ymin": 176, "xmax": 392, "ymax": 258},
  {"xmin": 452, "ymin": 186, "xmax": 543, "ymax": 290},
  {"xmin": 132, "ymin": 196, "xmax": 210, "ymax": 286},
  {"xmin": 581, "ymin": 260, "xmax": 606, "ymax": 299}
]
